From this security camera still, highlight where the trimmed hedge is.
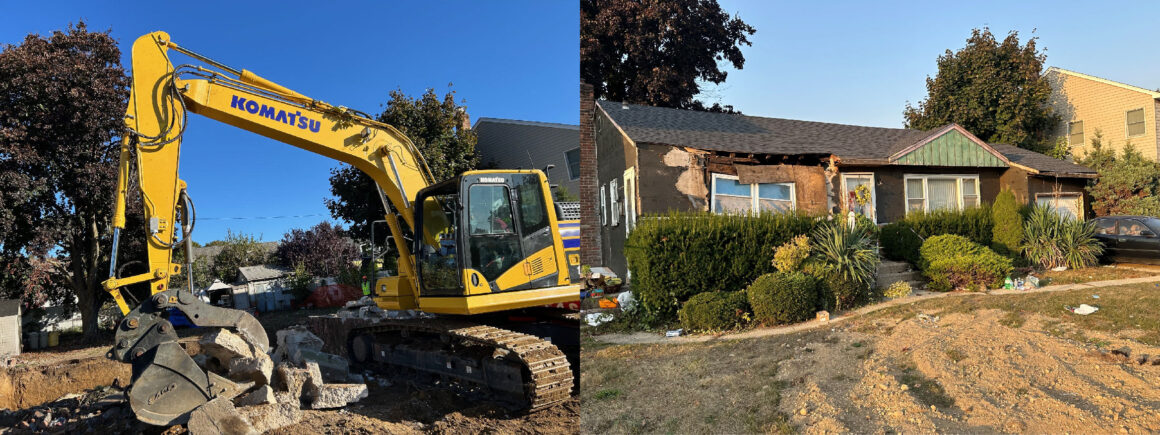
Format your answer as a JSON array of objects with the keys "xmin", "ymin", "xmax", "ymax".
[
  {"xmin": 625, "ymin": 212, "xmax": 820, "ymax": 323},
  {"xmin": 678, "ymin": 291, "xmax": 750, "ymax": 332},
  {"xmin": 990, "ymin": 190, "xmax": 1023, "ymax": 257},
  {"xmin": 883, "ymin": 206, "xmax": 995, "ymax": 266},
  {"xmin": 746, "ymin": 272, "xmax": 818, "ymax": 325},
  {"xmin": 880, "ymin": 221, "xmax": 923, "ymax": 264},
  {"xmin": 920, "ymin": 235, "xmax": 1013, "ymax": 292}
]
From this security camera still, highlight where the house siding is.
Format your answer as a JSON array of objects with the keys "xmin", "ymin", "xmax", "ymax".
[
  {"xmin": 0, "ymin": 300, "xmax": 20, "ymax": 357},
  {"xmin": 1047, "ymin": 69, "xmax": 1160, "ymax": 160},
  {"xmin": 594, "ymin": 105, "xmax": 634, "ymax": 278},
  {"xmin": 474, "ymin": 118, "xmax": 581, "ymax": 197}
]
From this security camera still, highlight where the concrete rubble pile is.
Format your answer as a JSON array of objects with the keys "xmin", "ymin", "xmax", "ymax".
[
  {"xmin": 186, "ymin": 326, "xmax": 369, "ymax": 435},
  {"xmin": 337, "ymin": 296, "xmax": 432, "ymax": 321},
  {"xmin": 0, "ymin": 385, "xmax": 152, "ymax": 433}
]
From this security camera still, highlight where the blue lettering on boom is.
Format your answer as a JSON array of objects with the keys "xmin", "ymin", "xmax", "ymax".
[{"xmin": 229, "ymin": 94, "xmax": 322, "ymax": 133}]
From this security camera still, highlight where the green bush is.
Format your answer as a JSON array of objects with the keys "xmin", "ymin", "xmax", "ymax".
[
  {"xmin": 678, "ymin": 291, "xmax": 751, "ymax": 332},
  {"xmin": 1022, "ymin": 205, "xmax": 1103, "ymax": 269},
  {"xmin": 803, "ymin": 261, "xmax": 866, "ymax": 311},
  {"xmin": 746, "ymin": 272, "xmax": 819, "ymax": 325},
  {"xmin": 925, "ymin": 251, "xmax": 1013, "ymax": 292},
  {"xmin": 625, "ymin": 212, "xmax": 820, "ymax": 323},
  {"xmin": 880, "ymin": 221, "xmax": 923, "ymax": 264},
  {"xmin": 991, "ymin": 189, "xmax": 1023, "ymax": 257},
  {"xmin": 919, "ymin": 234, "xmax": 984, "ymax": 270},
  {"xmin": 772, "ymin": 234, "xmax": 810, "ymax": 272},
  {"xmin": 903, "ymin": 205, "xmax": 994, "ymax": 247},
  {"xmin": 883, "ymin": 281, "xmax": 913, "ymax": 299}
]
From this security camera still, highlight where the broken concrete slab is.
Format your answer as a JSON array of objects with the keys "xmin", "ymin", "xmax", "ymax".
[
  {"xmin": 228, "ymin": 354, "xmax": 274, "ymax": 385},
  {"xmin": 272, "ymin": 326, "xmax": 324, "ymax": 364},
  {"xmin": 273, "ymin": 391, "xmax": 300, "ymax": 408},
  {"xmin": 187, "ymin": 397, "xmax": 257, "ymax": 435},
  {"xmin": 200, "ymin": 329, "xmax": 256, "ymax": 364},
  {"xmin": 237, "ymin": 402, "xmax": 302, "ymax": 433},
  {"xmin": 235, "ymin": 385, "xmax": 277, "ymax": 407},
  {"xmin": 274, "ymin": 364, "xmax": 311, "ymax": 400},
  {"xmin": 308, "ymin": 383, "xmax": 368, "ymax": 409},
  {"xmin": 297, "ymin": 348, "xmax": 350, "ymax": 382},
  {"xmin": 305, "ymin": 361, "xmax": 324, "ymax": 390}
]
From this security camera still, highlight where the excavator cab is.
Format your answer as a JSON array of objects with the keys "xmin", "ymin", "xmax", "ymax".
[{"xmin": 411, "ymin": 170, "xmax": 575, "ymax": 313}]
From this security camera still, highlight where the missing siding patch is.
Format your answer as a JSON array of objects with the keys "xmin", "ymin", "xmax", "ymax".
[{"xmin": 664, "ymin": 148, "xmax": 709, "ymax": 205}]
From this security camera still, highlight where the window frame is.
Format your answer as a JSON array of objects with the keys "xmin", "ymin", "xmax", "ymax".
[
  {"xmin": 609, "ymin": 178, "xmax": 620, "ymax": 227},
  {"xmin": 1126, "ymin": 108, "xmax": 1146, "ymax": 138},
  {"xmin": 840, "ymin": 172, "xmax": 877, "ymax": 223},
  {"xmin": 709, "ymin": 173, "xmax": 796, "ymax": 214},
  {"xmin": 902, "ymin": 174, "xmax": 981, "ymax": 215},
  {"xmin": 563, "ymin": 148, "xmax": 581, "ymax": 181},
  {"xmin": 1033, "ymin": 192, "xmax": 1084, "ymax": 220},
  {"xmin": 599, "ymin": 184, "xmax": 607, "ymax": 226},
  {"xmin": 1068, "ymin": 120, "xmax": 1084, "ymax": 147}
]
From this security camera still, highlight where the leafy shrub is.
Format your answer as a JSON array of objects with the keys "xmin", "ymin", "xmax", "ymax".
[
  {"xmin": 746, "ymin": 272, "xmax": 818, "ymax": 325},
  {"xmin": 919, "ymin": 235, "xmax": 1012, "ymax": 291},
  {"xmin": 990, "ymin": 189, "xmax": 1023, "ymax": 257},
  {"xmin": 625, "ymin": 212, "xmax": 820, "ymax": 323},
  {"xmin": 678, "ymin": 291, "xmax": 751, "ymax": 332},
  {"xmin": 803, "ymin": 261, "xmax": 866, "ymax": 311},
  {"xmin": 925, "ymin": 251, "xmax": 1013, "ymax": 292},
  {"xmin": 903, "ymin": 205, "xmax": 994, "ymax": 247},
  {"xmin": 1022, "ymin": 205, "xmax": 1103, "ymax": 269},
  {"xmin": 880, "ymin": 221, "xmax": 923, "ymax": 264},
  {"xmin": 810, "ymin": 221, "xmax": 880, "ymax": 290},
  {"xmin": 883, "ymin": 281, "xmax": 913, "ymax": 299},
  {"xmin": 772, "ymin": 235, "xmax": 811, "ymax": 272},
  {"xmin": 919, "ymin": 234, "xmax": 984, "ymax": 270}
]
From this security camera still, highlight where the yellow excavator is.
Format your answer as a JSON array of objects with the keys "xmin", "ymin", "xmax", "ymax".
[{"xmin": 102, "ymin": 31, "xmax": 580, "ymax": 426}]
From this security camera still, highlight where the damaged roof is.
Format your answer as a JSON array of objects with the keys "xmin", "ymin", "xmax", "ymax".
[
  {"xmin": 597, "ymin": 100, "xmax": 1095, "ymax": 176},
  {"xmin": 237, "ymin": 264, "xmax": 291, "ymax": 283}
]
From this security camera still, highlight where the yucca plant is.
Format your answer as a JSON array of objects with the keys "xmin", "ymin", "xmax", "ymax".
[
  {"xmin": 1022, "ymin": 205, "xmax": 1103, "ymax": 269},
  {"xmin": 810, "ymin": 220, "xmax": 880, "ymax": 290}
]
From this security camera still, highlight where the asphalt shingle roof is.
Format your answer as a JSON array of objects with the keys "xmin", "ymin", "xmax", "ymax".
[
  {"xmin": 990, "ymin": 143, "xmax": 1097, "ymax": 177},
  {"xmin": 597, "ymin": 100, "xmax": 1096, "ymax": 175}
]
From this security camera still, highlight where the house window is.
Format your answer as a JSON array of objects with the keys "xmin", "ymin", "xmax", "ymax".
[
  {"xmin": 599, "ymin": 184, "xmax": 607, "ymax": 226},
  {"xmin": 903, "ymin": 175, "xmax": 981, "ymax": 214},
  {"xmin": 609, "ymin": 178, "xmax": 620, "ymax": 226},
  {"xmin": 1127, "ymin": 108, "xmax": 1146, "ymax": 137},
  {"xmin": 1068, "ymin": 121, "xmax": 1084, "ymax": 146},
  {"xmin": 710, "ymin": 174, "xmax": 795, "ymax": 214},
  {"xmin": 564, "ymin": 148, "xmax": 581, "ymax": 180}
]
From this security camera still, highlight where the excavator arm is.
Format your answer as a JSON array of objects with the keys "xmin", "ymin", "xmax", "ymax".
[{"xmin": 101, "ymin": 31, "xmax": 442, "ymax": 425}]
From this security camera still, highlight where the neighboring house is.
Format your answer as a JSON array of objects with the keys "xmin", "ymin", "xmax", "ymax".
[
  {"xmin": 474, "ymin": 117, "xmax": 581, "ymax": 199},
  {"xmin": 1046, "ymin": 67, "xmax": 1160, "ymax": 160},
  {"xmin": 579, "ymin": 98, "xmax": 1097, "ymax": 278},
  {"xmin": 0, "ymin": 299, "xmax": 21, "ymax": 357},
  {"xmin": 233, "ymin": 265, "xmax": 292, "ymax": 312}
]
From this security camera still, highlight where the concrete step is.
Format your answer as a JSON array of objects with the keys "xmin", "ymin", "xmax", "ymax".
[
  {"xmin": 878, "ymin": 270, "xmax": 923, "ymax": 284},
  {"xmin": 877, "ymin": 260, "xmax": 914, "ymax": 275}
]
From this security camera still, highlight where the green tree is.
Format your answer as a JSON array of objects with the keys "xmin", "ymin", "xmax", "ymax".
[
  {"xmin": 210, "ymin": 231, "xmax": 273, "ymax": 283},
  {"xmin": 170, "ymin": 248, "xmax": 214, "ymax": 290},
  {"xmin": 990, "ymin": 188, "xmax": 1023, "ymax": 258},
  {"xmin": 326, "ymin": 87, "xmax": 477, "ymax": 241},
  {"xmin": 0, "ymin": 23, "xmax": 146, "ymax": 337},
  {"xmin": 904, "ymin": 28, "xmax": 1059, "ymax": 154},
  {"xmin": 553, "ymin": 185, "xmax": 579, "ymax": 202},
  {"xmin": 1078, "ymin": 131, "xmax": 1160, "ymax": 216},
  {"xmin": 581, "ymin": 0, "xmax": 755, "ymax": 112}
]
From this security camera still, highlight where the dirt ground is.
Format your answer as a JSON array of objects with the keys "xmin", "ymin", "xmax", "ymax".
[
  {"xmin": 582, "ymin": 283, "xmax": 1160, "ymax": 433},
  {"xmin": 1, "ymin": 327, "xmax": 578, "ymax": 434}
]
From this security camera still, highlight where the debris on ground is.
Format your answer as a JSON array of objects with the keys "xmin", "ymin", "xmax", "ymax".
[
  {"xmin": 1066, "ymin": 304, "xmax": 1099, "ymax": 315},
  {"xmin": 665, "ymin": 329, "xmax": 684, "ymax": 338},
  {"xmin": 617, "ymin": 291, "xmax": 637, "ymax": 312},
  {"xmin": 187, "ymin": 396, "xmax": 256, "ymax": 435},
  {"xmin": 916, "ymin": 313, "xmax": 940, "ymax": 323},
  {"xmin": 584, "ymin": 312, "xmax": 614, "ymax": 327}
]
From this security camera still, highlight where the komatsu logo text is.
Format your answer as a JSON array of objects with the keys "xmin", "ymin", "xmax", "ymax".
[{"xmin": 230, "ymin": 95, "xmax": 322, "ymax": 133}]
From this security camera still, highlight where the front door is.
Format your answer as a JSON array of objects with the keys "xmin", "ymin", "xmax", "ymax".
[{"xmin": 841, "ymin": 173, "xmax": 876, "ymax": 223}]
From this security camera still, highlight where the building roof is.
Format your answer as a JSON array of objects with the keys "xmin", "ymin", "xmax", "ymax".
[
  {"xmin": 597, "ymin": 100, "xmax": 1095, "ymax": 176},
  {"xmin": 0, "ymin": 299, "xmax": 20, "ymax": 317},
  {"xmin": 989, "ymin": 143, "xmax": 1098, "ymax": 177},
  {"xmin": 1047, "ymin": 67, "xmax": 1160, "ymax": 99},
  {"xmin": 236, "ymin": 264, "xmax": 290, "ymax": 283},
  {"xmin": 191, "ymin": 242, "xmax": 278, "ymax": 268},
  {"xmin": 474, "ymin": 117, "xmax": 579, "ymax": 130}
]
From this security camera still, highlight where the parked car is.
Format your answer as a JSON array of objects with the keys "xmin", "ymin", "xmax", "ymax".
[{"xmin": 1091, "ymin": 216, "xmax": 1160, "ymax": 264}]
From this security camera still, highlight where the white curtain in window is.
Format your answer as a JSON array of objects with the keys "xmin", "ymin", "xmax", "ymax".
[
  {"xmin": 906, "ymin": 178, "xmax": 925, "ymax": 212},
  {"xmin": 927, "ymin": 179, "xmax": 959, "ymax": 210}
]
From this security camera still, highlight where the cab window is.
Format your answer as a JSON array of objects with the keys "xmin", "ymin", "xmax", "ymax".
[
  {"xmin": 467, "ymin": 184, "xmax": 524, "ymax": 281},
  {"xmin": 515, "ymin": 175, "xmax": 549, "ymax": 236}
]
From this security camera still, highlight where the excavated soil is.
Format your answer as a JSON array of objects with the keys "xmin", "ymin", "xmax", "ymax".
[
  {"xmin": 0, "ymin": 346, "xmax": 130, "ymax": 410},
  {"xmin": 778, "ymin": 309, "xmax": 1160, "ymax": 433}
]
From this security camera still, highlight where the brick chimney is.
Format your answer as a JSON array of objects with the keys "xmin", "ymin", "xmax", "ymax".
[
  {"xmin": 457, "ymin": 107, "xmax": 471, "ymax": 131},
  {"xmin": 579, "ymin": 83, "xmax": 603, "ymax": 267}
]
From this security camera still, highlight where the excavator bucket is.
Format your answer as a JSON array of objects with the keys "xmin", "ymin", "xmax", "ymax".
[{"xmin": 110, "ymin": 289, "xmax": 268, "ymax": 425}]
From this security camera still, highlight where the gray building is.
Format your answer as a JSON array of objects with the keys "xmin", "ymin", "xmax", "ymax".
[
  {"xmin": 234, "ymin": 265, "xmax": 292, "ymax": 312},
  {"xmin": 474, "ymin": 117, "xmax": 581, "ymax": 199}
]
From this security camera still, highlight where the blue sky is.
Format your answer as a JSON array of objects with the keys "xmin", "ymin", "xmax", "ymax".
[
  {"xmin": 709, "ymin": 0, "xmax": 1160, "ymax": 128},
  {"xmin": 0, "ymin": 1, "xmax": 578, "ymax": 243}
]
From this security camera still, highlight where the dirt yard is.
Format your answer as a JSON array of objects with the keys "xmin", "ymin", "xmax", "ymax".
[
  {"xmin": 0, "ymin": 320, "xmax": 578, "ymax": 434},
  {"xmin": 582, "ymin": 282, "xmax": 1160, "ymax": 433}
]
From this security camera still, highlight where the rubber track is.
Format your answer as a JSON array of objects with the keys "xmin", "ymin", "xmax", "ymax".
[{"xmin": 357, "ymin": 318, "xmax": 573, "ymax": 411}]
